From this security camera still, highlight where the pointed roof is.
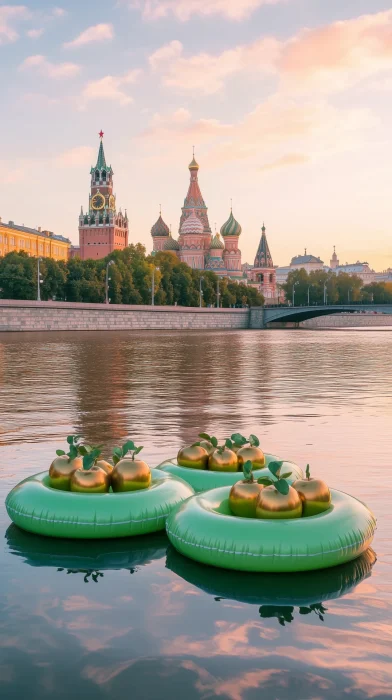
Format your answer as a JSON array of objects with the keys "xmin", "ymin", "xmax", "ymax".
[
  {"xmin": 164, "ymin": 233, "xmax": 180, "ymax": 251},
  {"xmin": 254, "ymin": 223, "xmax": 274, "ymax": 268},
  {"xmin": 179, "ymin": 153, "xmax": 211, "ymax": 233},
  {"xmin": 210, "ymin": 233, "xmax": 224, "ymax": 250},
  {"xmin": 220, "ymin": 209, "xmax": 242, "ymax": 237},
  {"xmin": 151, "ymin": 213, "xmax": 170, "ymax": 237},
  {"xmin": 96, "ymin": 138, "xmax": 107, "ymax": 169}
]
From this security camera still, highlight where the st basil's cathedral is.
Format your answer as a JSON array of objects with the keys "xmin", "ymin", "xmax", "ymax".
[{"xmin": 151, "ymin": 153, "xmax": 277, "ymax": 298}]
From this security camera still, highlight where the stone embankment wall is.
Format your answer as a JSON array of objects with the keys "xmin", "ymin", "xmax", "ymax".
[
  {"xmin": 302, "ymin": 313, "xmax": 392, "ymax": 328},
  {"xmin": 0, "ymin": 300, "xmax": 257, "ymax": 332}
]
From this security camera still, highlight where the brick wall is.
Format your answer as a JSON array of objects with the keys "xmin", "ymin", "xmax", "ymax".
[
  {"xmin": 0, "ymin": 300, "xmax": 251, "ymax": 332},
  {"xmin": 302, "ymin": 313, "xmax": 392, "ymax": 328}
]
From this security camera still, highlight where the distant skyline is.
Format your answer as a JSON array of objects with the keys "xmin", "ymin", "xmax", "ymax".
[{"xmin": 1, "ymin": 0, "xmax": 392, "ymax": 270}]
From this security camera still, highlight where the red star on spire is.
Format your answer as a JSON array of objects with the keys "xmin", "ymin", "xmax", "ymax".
[{"xmin": 99, "ymin": 130, "xmax": 104, "ymax": 139}]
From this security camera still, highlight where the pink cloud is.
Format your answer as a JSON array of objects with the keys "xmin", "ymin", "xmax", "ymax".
[
  {"xmin": 19, "ymin": 54, "xmax": 80, "ymax": 79},
  {"xmin": 131, "ymin": 0, "xmax": 284, "ymax": 22},
  {"xmin": 150, "ymin": 10, "xmax": 392, "ymax": 95},
  {"xmin": 81, "ymin": 70, "xmax": 141, "ymax": 107},
  {"xmin": 64, "ymin": 23, "xmax": 114, "ymax": 49},
  {"xmin": 0, "ymin": 5, "xmax": 31, "ymax": 44},
  {"xmin": 259, "ymin": 153, "xmax": 309, "ymax": 171}
]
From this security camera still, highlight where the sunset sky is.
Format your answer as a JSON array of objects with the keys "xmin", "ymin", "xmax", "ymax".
[{"xmin": 1, "ymin": 0, "xmax": 392, "ymax": 270}]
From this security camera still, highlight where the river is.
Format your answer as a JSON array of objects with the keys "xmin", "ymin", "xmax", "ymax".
[{"xmin": 0, "ymin": 329, "xmax": 391, "ymax": 699}]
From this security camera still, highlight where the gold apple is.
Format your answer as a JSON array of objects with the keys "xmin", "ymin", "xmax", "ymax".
[
  {"xmin": 256, "ymin": 485, "xmax": 302, "ymax": 519},
  {"xmin": 177, "ymin": 445, "xmax": 209, "ymax": 469},
  {"xmin": 237, "ymin": 446, "xmax": 266, "ymax": 470},
  {"xmin": 208, "ymin": 447, "xmax": 238, "ymax": 472},
  {"xmin": 111, "ymin": 458, "xmax": 151, "ymax": 492},
  {"xmin": 49, "ymin": 455, "xmax": 83, "ymax": 491},
  {"xmin": 96, "ymin": 459, "xmax": 114, "ymax": 477},
  {"xmin": 70, "ymin": 465, "xmax": 110, "ymax": 493},
  {"xmin": 229, "ymin": 481, "xmax": 264, "ymax": 518},
  {"xmin": 198, "ymin": 439, "xmax": 216, "ymax": 456},
  {"xmin": 292, "ymin": 464, "xmax": 331, "ymax": 517}
]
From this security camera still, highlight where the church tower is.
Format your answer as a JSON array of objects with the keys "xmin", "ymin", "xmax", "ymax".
[
  {"xmin": 330, "ymin": 245, "xmax": 339, "ymax": 269},
  {"xmin": 179, "ymin": 152, "xmax": 212, "ymax": 260},
  {"xmin": 249, "ymin": 224, "xmax": 276, "ymax": 299},
  {"xmin": 220, "ymin": 208, "xmax": 242, "ymax": 277},
  {"xmin": 78, "ymin": 131, "xmax": 128, "ymax": 260}
]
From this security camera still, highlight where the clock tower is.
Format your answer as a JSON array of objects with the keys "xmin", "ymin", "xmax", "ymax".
[{"xmin": 77, "ymin": 132, "xmax": 128, "ymax": 260}]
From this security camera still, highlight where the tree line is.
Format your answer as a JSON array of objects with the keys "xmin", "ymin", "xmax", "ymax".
[
  {"xmin": 0, "ymin": 247, "xmax": 265, "ymax": 307},
  {"xmin": 280, "ymin": 268, "xmax": 392, "ymax": 305}
]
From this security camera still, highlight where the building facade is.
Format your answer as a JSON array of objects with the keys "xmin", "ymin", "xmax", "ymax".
[
  {"xmin": 73, "ymin": 132, "xmax": 128, "ymax": 260},
  {"xmin": 0, "ymin": 218, "xmax": 70, "ymax": 260},
  {"xmin": 151, "ymin": 155, "xmax": 243, "ymax": 278}
]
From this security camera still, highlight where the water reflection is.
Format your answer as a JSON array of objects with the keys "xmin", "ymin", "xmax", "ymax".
[{"xmin": 0, "ymin": 330, "xmax": 391, "ymax": 699}]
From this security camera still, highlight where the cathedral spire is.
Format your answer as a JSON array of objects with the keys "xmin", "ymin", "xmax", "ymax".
[
  {"xmin": 179, "ymin": 153, "xmax": 211, "ymax": 233},
  {"xmin": 254, "ymin": 223, "xmax": 273, "ymax": 267}
]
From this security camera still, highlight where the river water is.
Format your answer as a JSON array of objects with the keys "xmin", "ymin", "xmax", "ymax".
[{"xmin": 0, "ymin": 329, "xmax": 391, "ymax": 700}]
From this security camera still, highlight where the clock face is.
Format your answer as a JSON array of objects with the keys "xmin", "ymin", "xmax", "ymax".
[
  {"xmin": 109, "ymin": 195, "xmax": 115, "ymax": 210},
  {"xmin": 91, "ymin": 193, "xmax": 105, "ymax": 210}
]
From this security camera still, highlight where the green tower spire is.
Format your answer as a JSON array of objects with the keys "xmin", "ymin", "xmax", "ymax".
[{"xmin": 96, "ymin": 137, "xmax": 107, "ymax": 170}]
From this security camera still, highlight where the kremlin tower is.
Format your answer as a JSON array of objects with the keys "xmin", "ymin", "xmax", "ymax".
[
  {"xmin": 248, "ymin": 224, "xmax": 277, "ymax": 298},
  {"xmin": 76, "ymin": 132, "xmax": 128, "ymax": 260},
  {"xmin": 330, "ymin": 246, "xmax": 339, "ymax": 269}
]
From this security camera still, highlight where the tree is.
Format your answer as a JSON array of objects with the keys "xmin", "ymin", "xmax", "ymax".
[
  {"xmin": 40, "ymin": 257, "xmax": 67, "ymax": 300},
  {"xmin": 361, "ymin": 282, "xmax": 392, "ymax": 304},
  {"xmin": 0, "ymin": 251, "xmax": 36, "ymax": 299}
]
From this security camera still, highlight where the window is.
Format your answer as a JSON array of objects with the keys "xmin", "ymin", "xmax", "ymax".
[
  {"xmin": 9, "ymin": 236, "xmax": 15, "ymax": 245},
  {"xmin": 0, "ymin": 234, "xmax": 2, "ymax": 242},
  {"xmin": 39, "ymin": 243, "xmax": 43, "ymax": 252},
  {"xmin": 25, "ymin": 239, "xmax": 30, "ymax": 248},
  {"xmin": 20, "ymin": 239, "xmax": 25, "ymax": 248}
]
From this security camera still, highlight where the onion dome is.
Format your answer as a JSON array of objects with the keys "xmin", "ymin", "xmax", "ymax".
[
  {"xmin": 189, "ymin": 156, "xmax": 199, "ymax": 171},
  {"xmin": 151, "ymin": 214, "xmax": 170, "ymax": 237},
  {"xmin": 180, "ymin": 209, "xmax": 204, "ymax": 235},
  {"xmin": 220, "ymin": 210, "xmax": 242, "ymax": 237},
  {"xmin": 210, "ymin": 233, "xmax": 224, "ymax": 250},
  {"xmin": 164, "ymin": 234, "xmax": 180, "ymax": 251}
]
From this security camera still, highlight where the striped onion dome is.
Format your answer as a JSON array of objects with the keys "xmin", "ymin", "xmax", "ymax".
[
  {"xmin": 180, "ymin": 209, "xmax": 204, "ymax": 235},
  {"xmin": 151, "ymin": 214, "xmax": 170, "ymax": 237},
  {"xmin": 210, "ymin": 233, "xmax": 224, "ymax": 250},
  {"xmin": 220, "ymin": 210, "xmax": 242, "ymax": 237},
  {"xmin": 164, "ymin": 234, "xmax": 180, "ymax": 251}
]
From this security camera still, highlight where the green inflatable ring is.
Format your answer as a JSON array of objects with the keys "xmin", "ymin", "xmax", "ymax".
[
  {"xmin": 6, "ymin": 470, "xmax": 194, "ymax": 539},
  {"xmin": 157, "ymin": 453, "xmax": 303, "ymax": 492},
  {"xmin": 166, "ymin": 486, "xmax": 376, "ymax": 572}
]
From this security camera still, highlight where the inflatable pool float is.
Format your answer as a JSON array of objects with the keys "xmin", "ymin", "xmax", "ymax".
[
  {"xmin": 166, "ymin": 486, "xmax": 376, "ymax": 572},
  {"xmin": 157, "ymin": 453, "xmax": 303, "ymax": 493},
  {"xmin": 6, "ymin": 469, "xmax": 194, "ymax": 539},
  {"xmin": 166, "ymin": 546, "xmax": 376, "ymax": 612},
  {"xmin": 6, "ymin": 524, "xmax": 168, "ymax": 577}
]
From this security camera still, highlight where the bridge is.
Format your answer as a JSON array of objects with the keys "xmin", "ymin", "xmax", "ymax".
[{"xmin": 262, "ymin": 304, "xmax": 392, "ymax": 328}]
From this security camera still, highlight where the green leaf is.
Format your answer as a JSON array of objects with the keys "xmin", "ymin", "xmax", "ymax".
[
  {"xmin": 257, "ymin": 477, "xmax": 273, "ymax": 486},
  {"xmin": 249, "ymin": 434, "xmax": 260, "ymax": 447},
  {"xmin": 198, "ymin": 433, "xmax": 211, "ymax": 441},
  {"xmin": 275, "ymin": 479, "xmax": 290, "ymax": 495},
  {"xmin": 306, "ymin": 464, "xmax": 310, "ymax": 480},
  {"xmin": 243, "ymin": 460, "xmax": 253, "ymax": 481},
  {"xmin": 280, "ymin": 471, "xmax": 292, "ymax": 480},
  {"xmin": 121, "ymin": 440, "xmax": 136, "ymax": 456},
  {"xmin": 211, "ymin": 436, "xmax": 218, "ymax": 448},
  {"xmin": 56, "ymin": 449, "xmax": 65, "ymax": 456},
  {"xmin": 192, "ymin": 442, "xmax": 201, "ymax": 447},
  {"xmin": 231, "ymin": 433, "xmax": 247, "ymax": 446},
  {"xmin": 134, "ymin": 446, "xmax": 143, "ymax": 455},
  {"xmin": 78, "ymin": 446, "xmax": 89, "ymax": 456},
  {"xmin": 225, "ymin": 438, "xmax": 233, "ymax": 450},
  {"xmin": 68, "ymin": 445, "xmax": 78, "ymax": 461},
  {"xmin": 83, "ymin": 453, "xmax": 95, "ymax": 470},
  {"xmin": 66, "ymin": 436, "xmax": 74, "ymax": 445},
  {"xmin": 268, "ymin": 461, "xmax": 283, "ymax": 477}
]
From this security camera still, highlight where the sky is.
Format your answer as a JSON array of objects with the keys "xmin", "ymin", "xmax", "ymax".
[{"xmin": 1, "ymin": 0, "xmax": 392, "ymax": 270}]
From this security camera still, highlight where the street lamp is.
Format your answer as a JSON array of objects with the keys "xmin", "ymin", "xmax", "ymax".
[
  {"xmin": 37, "ymin": 257, "xmax": 43, "ymax": 301},
  {"xmin": 307, "ymin": 285, "xmax": 311, "ymax": 306},
  {"xmin": 105, "ymin": 260, "xmax": 114, "ymax": 304},
  {"xmin": 292, "ymin": 281, "xmax": 299, "ymax": 307},
  {"xmin": 347, "ymin": 288, "xmax": 351, "ymax": 304},
  {"xmin": 199, "ymin": 276, "xmax": 204, "ymax": 308},
  {"xmin": 151, "ymin": 266, "xmax": 159, "ymax": 306},
  {"xmin": 323, "ymin": 282, "xmax": 327, "ymax": 305},
  {"xmin": 216, "ymin": 278, "xmax": 220, "ymax": 308}
]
